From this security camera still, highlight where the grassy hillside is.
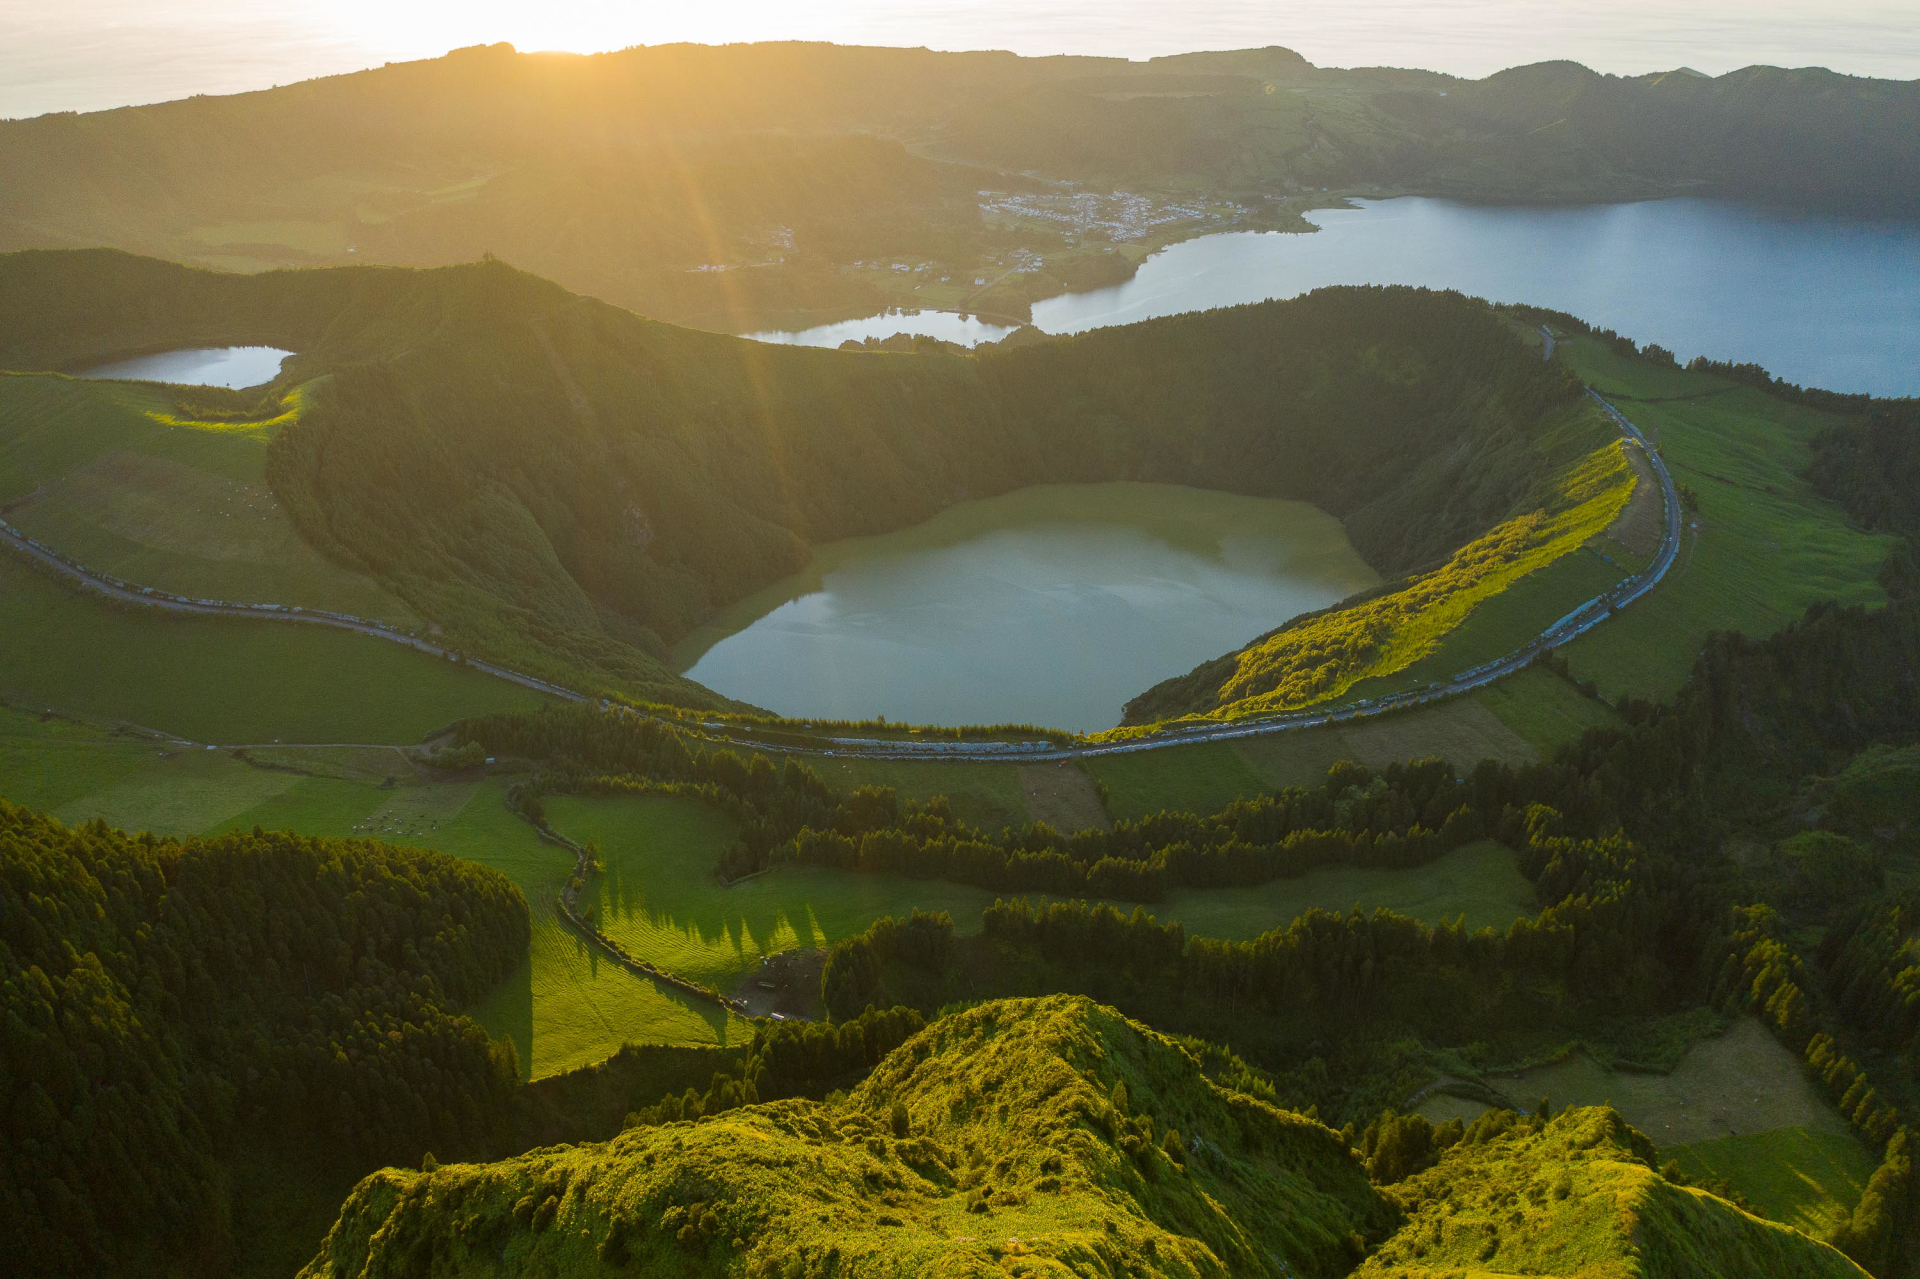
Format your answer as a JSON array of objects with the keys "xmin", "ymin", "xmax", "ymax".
[
  {"xmin": 306, "ymin": 997, "xmax": 1393, "ymax": 1278},
  {"xmin": 302, "ymin": 997, "xmax": 1867, "ymax": 1279},
  {"xmin": 0, "ymin": 555, "xmax": 544, "ymax": 743},
  {"xmin": 1123, "ymin": 410, "xmax": 1632, "ymax": 726},
  {"xmin": 0, "ymin": 250, "xmax": 1585, "ymax": 718},
  {"xmin": 0, "ymin": 372, "xmax": 415, "ymax": 621},
  {"xmin": 1357, "ymin": 1105, "xmax": 1869, "ymax": 1277},
  {"xmin": 1556, "ymin": 337, "xmax": 1899, "ymax": 701}
]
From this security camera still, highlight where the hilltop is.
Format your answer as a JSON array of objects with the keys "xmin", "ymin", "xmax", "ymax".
[
  {"xmin": 302, "ymin": 995, "xmax": 1866, "ymax": 1278},
  {"xmin": 1358, "ymin": 1104, "xmax": 1871, "ymax": 1278}
]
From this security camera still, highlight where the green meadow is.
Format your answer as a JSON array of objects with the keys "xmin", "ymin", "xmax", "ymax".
[
  {"xmin": 1417, "ymin": 1014, "xmax": 1875, "ymax": 1239},
  {"xmin": 1556, "ymin": 339, "xmax": 1898, "ymax": 700},
  {"xmin": 548, "ymin": 792, "xmax": 1005, "ymax": 996},
  {"xmin": 547, "ymin": 792, "xmax": 1538, "ymax": 994},
  {"xmin": 1669, "ymin": 1127, "xmax": 1879, "ymax": 1238},
  {"xmin": 1081, "ymin": 669, "xmax": 1615, "ymax": 823},
  {"xmin": 0, "ymin": 556, "xmax": 545, "ymax": 743},
  {"xmin": 1149, "ymin": 838, "xmax": 1536, "ymax": 936},
  {"xmin": 0, "ymin": 711, "xmax": 743, "ymax": 1078},
  {"xmin": 0, "ymin": 372, "xmax": 416, "ymax": 624}
]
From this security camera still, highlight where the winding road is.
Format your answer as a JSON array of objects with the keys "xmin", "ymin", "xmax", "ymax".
[{"xmin": 2, "ymin": 384, "xmax": 1681, "ymax": 762}]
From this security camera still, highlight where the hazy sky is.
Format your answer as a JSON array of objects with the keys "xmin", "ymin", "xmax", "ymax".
[{"xmin": 4, "ymin": 0, "xmax": 1917, "ymax": 119}]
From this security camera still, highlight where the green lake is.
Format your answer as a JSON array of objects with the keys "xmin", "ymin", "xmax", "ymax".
[{"xmin": 674, "ymin": 482, "xmax": 1381, "ymax": 731}]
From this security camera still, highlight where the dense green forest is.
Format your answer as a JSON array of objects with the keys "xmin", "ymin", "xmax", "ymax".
[
  {"xmin": 1, "ymin": 43, "xmax": 1914, "ymax": 330},
  {"xmin": 0, "ymin": 804, "xmax": 527, "ymax": 1274},
  {"xmin": 0, "ymin": 249, "xmax": 1585, "ymax": 715}
]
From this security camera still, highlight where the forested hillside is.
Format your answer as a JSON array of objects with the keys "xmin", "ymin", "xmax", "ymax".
[
  {"xmin": 0, "ymin": 249, "xmax": 1585, "ymax": 711},
  {"xmin": 1, "ymin": 42, "xmax": 1913, "ymax": 331},
  {"xmin": 0, "ymin": 803, "xmax": 527, "ymax": 1275}
]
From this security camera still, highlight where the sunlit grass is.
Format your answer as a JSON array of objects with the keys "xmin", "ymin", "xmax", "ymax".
[
  {"xmin": 1110, "ymin": 413, "xmax": 1635, "ymax": 733},
  {"xmin": 1556, "ymin": 337, "xmax": 1898, "ymax": 700}
]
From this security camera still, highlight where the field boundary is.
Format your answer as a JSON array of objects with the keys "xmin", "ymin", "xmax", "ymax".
[{"xmin": 514, "ymin": 805, "xmax": 753, "ymax": 1017}]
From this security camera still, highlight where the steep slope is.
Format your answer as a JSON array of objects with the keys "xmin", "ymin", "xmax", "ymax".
[
  {"xmin": 0, "ymin": 249, "xmax": 1590, "ymax": 714},
  {"xmin": 301, "ymin": 995, "xmax": 1395, "ymax": 1278},
  {"xmin": 1356, "ymin": 1106, "xmax": 1870, "ymax": 1278},
  {"xmin": 301, "ymin": 998, "xmax": 1872, "ymax": 1279}
]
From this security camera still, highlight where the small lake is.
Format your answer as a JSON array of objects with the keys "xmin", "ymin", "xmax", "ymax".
[
  {"xmin": 675, "ymin": 483, "xmax": 1381, "ymax": 731},
  {"xmin": 80, "ymin": 345, "xmax": 292, "ymax": 389},
  {"xmin": 745, "ymin": 308, "xmax": 1016, "ymax": 349},
  {"xmin": 755, "ymin": 199, "xmax": 1920, "ymax": 396}
]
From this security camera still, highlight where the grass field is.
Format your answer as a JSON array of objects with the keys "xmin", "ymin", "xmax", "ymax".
[
  {"xmin": 1362, "ymin": 546, "xmax": 1627, "ymax": 697},
  {"xmin": 0, "ymin": 711, "xmax": 737, "ymax": 1078},
  {"xmin": 0, "ymin": 372, "xmax": 416, "ymax": 624},
  {"xmin": 1556, "ymin": 339, "xmax": 1898, "ymax": 700},
  {"xmin": 1669, "ymin": 1126, "xmax": 1878, "ymax": 1237},
  {"xmin": 809, "ymin": 755, "xmax": 1035, "ymax": 831},
  {"xmin": 549, "ymin": 794, "xmax": 1535, "ymax": 994},
  {"xmin": 1080, "ymin": 676, "xmax": 1604, "ymax": 822},
  {"xmin": 6, "ymin": 701, "xmax": 1552, "ymax": 1084},
  {"xmin": 1416, "ymin": 1015, "xmax": 1872, "ymax": 1233},
  {"xmin": 0, "ymin": 555, "xmax": 546, "ymax": 743},
  {"xmin": 548, "ymin": 792, "xmax": 1006, "ymax": 996},
  {"xmin": 1472, "ymin": 666, "xmax": 1624, "ymax": 752},
  {"xmin": 1151, "ymin": 839, "xmax": 1536, "ymax": 936}
]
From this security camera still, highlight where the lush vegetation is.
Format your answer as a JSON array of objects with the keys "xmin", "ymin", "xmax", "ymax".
[
  {"xmin": 0, "ymin": 802, "xmax": 527, "ymax": 1274},
  {"xmin": 0, "ymin": 249, "xmax": 1591, "ymax": 717},
  {"xmin": 1357, "ymin": 1104, "xmax": 1867, "ymax": 1277},
  {"xmin": 1549, "ymin": 331, "xmax": 1900, "ymax": 702},
  {"xmin": 0, "ymin": 371, "xmax": 414, "ymax": 623},
  {"xmin": 302, "ymin": 994, "xmax": 1867, "ymax": 1279},
  {"xmin": 1124, "ymin": 419, "xmax": 1631, "ymax": 725}
]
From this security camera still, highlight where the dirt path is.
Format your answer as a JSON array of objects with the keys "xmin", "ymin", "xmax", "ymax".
[
  {"xmin": 1604, "ymin": 436, "xmax": 1666, "ymax": 558},
  {"xmin": 1018, "ymin": 762, "xmax": 1111, "ymax": 830}
]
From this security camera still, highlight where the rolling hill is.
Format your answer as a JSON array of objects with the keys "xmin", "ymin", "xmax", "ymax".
[
  {"xmin": 2, "ymin": 43, "xmax": 1914, "ymax": 331},
  {"xmin": 0, "ymin": 248, "xmax": 1606, "ymax": 720},
  {"xmin": 301, "ymin": 995, "xmax": 1867, "ymax": 1278}
]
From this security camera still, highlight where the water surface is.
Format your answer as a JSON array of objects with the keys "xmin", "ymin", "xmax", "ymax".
[
  {"xmin": 676, "ymin": 483, "xmax": 1380, "ymax": 731},
  {"xmin": 80, "ymin": 346, "xmax": 293, "ymax": 389},
  {"xmin": 746, "ymin": 309, "xmax": 1016, "ymax": 349},
  {"xmin": 1032, "ymin": 199, "xmax": 1920, "ymax": 395},
  {"xmin": 759, "ymin": 199, "xmax": 1920, "ymax": 396}
]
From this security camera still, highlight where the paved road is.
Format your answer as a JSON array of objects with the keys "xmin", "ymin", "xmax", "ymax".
[
  {"xmin": 3, "ymin": 384, "xmax": 1680, "ymax": 762},
  {"xmin": 0, "ymin": 517, "xmax": 586, "ymax": 705}
]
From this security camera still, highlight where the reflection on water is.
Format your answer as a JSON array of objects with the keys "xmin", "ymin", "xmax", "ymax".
[
  {"xmin": 745, "ymin": 308, "xmax": 1017, "ymax": 349},
  {"xmin": 676, "ymin": 482, "xmax": 1381, "ymax": 732},
  {"xmin": 80, "ymin": 345, "xmax": 293, "ymax": 389},
  {"xmin": 1031, "ymin": 198, "xmax": 1920, "ymax": 396},
  {"xmin": 755, "ymin": 198, "xmax": 1920, "ymax": 396}
]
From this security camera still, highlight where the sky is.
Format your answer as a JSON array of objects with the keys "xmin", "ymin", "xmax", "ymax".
[{"xmin": 4, "ymin": 0, "xmax": 1918, "ymax": 119}]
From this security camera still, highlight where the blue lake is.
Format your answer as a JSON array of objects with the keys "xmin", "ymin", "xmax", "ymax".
[
  {"xmin": 80, "ymin": 346, "xmax": 293, "ymax": 389},
  {"xmin": 760, "ymin": 198, "xmax": 1920, "ymax": 396}
]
